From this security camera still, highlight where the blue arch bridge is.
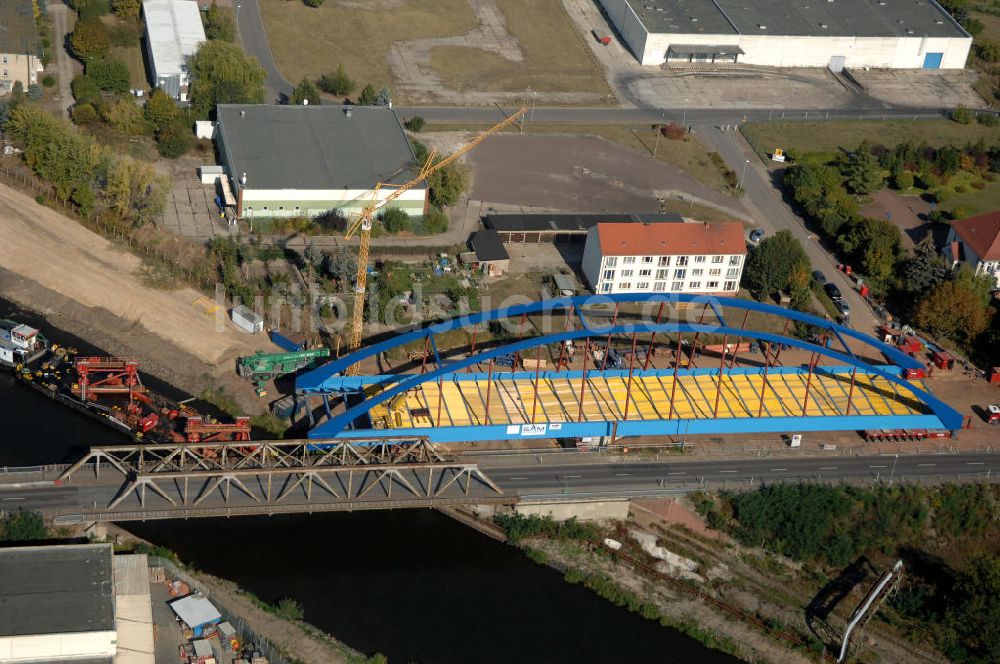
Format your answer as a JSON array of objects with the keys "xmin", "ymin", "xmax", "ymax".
[{"xmin": 295, "ymin": 294, "xmax": 962, "ymax": 444}]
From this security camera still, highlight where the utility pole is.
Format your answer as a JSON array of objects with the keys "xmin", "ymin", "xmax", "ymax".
[
  {"xmin": 738, "ymin": 159, "xmax": 750, "ymax": 189},
  {"xmin": 889, "ymin": 453, "xmax": 898, "ymax": 484},
  {"xmin": 653, "ymin": 113, "xmax": 665, "ymax": 157}
]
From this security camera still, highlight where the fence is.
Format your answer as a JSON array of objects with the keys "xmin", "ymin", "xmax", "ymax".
[{"xmin": 149, "ymin": 556, "xmax": 293, "ymax": 664}]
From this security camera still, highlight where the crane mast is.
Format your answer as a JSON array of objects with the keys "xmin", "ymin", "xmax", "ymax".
[{"xmin": 343, "ymin": 108, "xmax": 527, "ymax": 375}]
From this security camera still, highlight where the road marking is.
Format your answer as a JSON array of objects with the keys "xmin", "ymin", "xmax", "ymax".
[
  {"xmin": 819, "ymin": 466, "xmax": 837, "ymax": 470},
  {"xmin": 1, "ymin": 497, "xmax": 25, "ymax": 502},
  {"xmin": 667, "ymin": 472, "xmax": 686, "ymax": 475},
  {"xmin": 869, "ymin": 465, "xmax": 888, "ymax": 468},
  {"xmin": 719, "ymin": 470, "xmax": 738, "ymax": 473},
  {"xmin": 614, "ymin": 472, "xmax": 633, "ymax": 476},
  {"xmin": 917, "ymin": 463, "xmax": 936, "ymax": 467},
  {"xmin": 507, "ymin": 477, "xmax": 527, "ymax": 481},
  {"xmin": 769, "ymin": 468, "xmax": 787, "ymax": 472},
  {"xmin": 966, "ymin": 462, "xmax": 985, "ymax": 466},
  {"xmin": 562, "ymin": 475, "xmax": 582, "ymax": 479}
]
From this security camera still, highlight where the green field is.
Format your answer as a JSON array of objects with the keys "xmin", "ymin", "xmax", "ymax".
[
  {"xmin": 260, "ymin": 0, "xmax": 477, "ymax": 94},
  {"xmin": 427, "ymin": 0, "xmax": 610, "ymax": 96},
  {"xmin": 743, "ymin": 120, "xmax": 1000, "ymax": 159}
]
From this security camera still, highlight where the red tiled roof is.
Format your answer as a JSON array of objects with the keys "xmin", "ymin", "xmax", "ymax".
[
  {"xmin": 952, "ymin": 212, "xmax": 1000, "ymax": 262},
  {"xmin": 596, "ymin": 221, "xmax": 745, "ymax": 257}
]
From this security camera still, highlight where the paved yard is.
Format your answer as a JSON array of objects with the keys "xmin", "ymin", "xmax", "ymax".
[
  {"xmin": 160, "ymin": 167, "xmax": 237, "ymax": 243},
  {"xmin": 859, "ymin": 189, "xmax": 937, "ymax": 251}
]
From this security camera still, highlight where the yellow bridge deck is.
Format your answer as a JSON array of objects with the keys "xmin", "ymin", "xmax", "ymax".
[{"xmin": 367, "ymin": 370, "xmax": 927, "ymax": 429}]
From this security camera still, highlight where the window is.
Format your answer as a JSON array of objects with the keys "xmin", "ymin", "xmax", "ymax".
[
  {"xmin": 709, "ymin": 268, "xmax": 721, "ymax": 276},
  {"xmin": 672, "ymin": 281, "xmax": 684, "ymax": 291},
  {"xmin": 707, "ymin": 281, "xmax": 719, "ymax": 289},
  {"xmin": 278, "ymin": 206, "xmax": 284, "ymax": 211},
  {"xmin": 694, "ymin": 255, "xmax": 706, "ymax": 263},
  {"xmin": 673, "ymin": 269, "xmax": 686, "ymax": 279},
  {"xmin": 691, "ymin": 269, "xmax": 703, "ymax": 277},
  {"xmin": 623, "ymin": 256, "xmax": 636, "ymax": 264},
  {"xmin": 654, "ymin": 281, "xmax": 666, "ymax": 292},
  {"xmin": 619, "ymin": 282, "xmax": 632, "ymax": 290},
  {"xmin": 1, "ymin": 56, "xmax": 6, "ymax": 64},
  {"xmin": 294, "ymin": 206, "xmax": 300, "ymax": 212},
  {"xmin": 689, "ymin": 281, "xmax": 701, "ymax": 289},
  {"xmin": 639, "ymin": 269, "xmax": 651, "ymax": 277},
  {"xmin": 726, "ymin": 268, "xmax": 740, "ymax": 277},
  {"xmin": 642, "ymin": 256, "xmax": 654, "ymax": 263},
  {"xmin": 605, "ymin": 257, "xmax": 618, "ymax": 267},
  {"xmin": 658, "ymin": 256, "xmax": 671, "ymax": 266},
  {"xmin": 724, "ymin": 281, "xmax": 736, "ymax": 291},
  {"xmin": 621, "ymin": 269, "xmax": 634, "ymax": 277},
  {"xmin": 729, "ymin": 255, "xmax": 741, "ymax": 266},
  {"xmin": 636, "ymin": 282, "xmax": 649, "ymax": 289},
  {"xmin": 712, "ymin": 255, "xmax": 724, "ymax": 263},
  {"xmin": 603, "ymin": 270, "xmax": 615, "ymax": 280},
  {"xmin": 601, "ymin": 283, "xmax": 612, "ymax": 293},
  {"xmin": 676, "ymin": 256, "xmax": 689, "ymax": 266},
  {"xmin": 263, "ymin": 206, "xmax": 269, "ymax": 211},
  {"xmin": 656, "ymin": 269, "xmax": 669, "ymax": 279}
]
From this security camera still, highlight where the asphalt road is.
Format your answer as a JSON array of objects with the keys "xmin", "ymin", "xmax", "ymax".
[
  {"xmin": 2, "ymin": 452, "xmax": 994, "ymax": 517},
  {"xmin": 234, "ymin": 0, "xmax": 293, "ymax": 102}
]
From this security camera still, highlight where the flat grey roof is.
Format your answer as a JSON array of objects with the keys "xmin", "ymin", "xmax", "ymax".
[
  {"xmin": 0, "ymin": 544, "xmax": 115, "ymax": 637},
  {"xmin": 216, "ymin": 105, "xmax": 420, "ymax": 191},
  {"xmin": 0, "ymin": 0, "xmax": 38, "ymax": 56},
  {"xmin": 625, "ymin": 0, "xmax": 967, "ymax": 38},
  {"xmin": 470, "ymin": 229, "xmax": 509, "ymax": 262}
]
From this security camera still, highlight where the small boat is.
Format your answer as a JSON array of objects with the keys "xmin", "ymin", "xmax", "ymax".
[{"xmin": 0, "ymin": 320, "xmax": 49, "ymax": 368}]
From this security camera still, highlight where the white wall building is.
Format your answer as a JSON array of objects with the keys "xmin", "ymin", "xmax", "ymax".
[
  {"xmin": 598, "ymin": 0, "xmax": 971, "ymax": 69},
  {"xmin": 142, "ymin": 0, "xmax": 206, "ymax": 100},
  {"xmin": 0, "ymin": 544, "xmax": 117, "ymax": 662},
  {"xmin": 943, "ymin": 212, "xmax": 1000, "ymax": 289},
  {"xmin": 582, "ymin": 221, "xmax": 746, "ymax": 295}
]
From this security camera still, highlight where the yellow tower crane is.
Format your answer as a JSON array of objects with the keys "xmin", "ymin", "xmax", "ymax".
[{"xmin": 343, "ymin": 107, "xmax": 527, "ymax": 375}]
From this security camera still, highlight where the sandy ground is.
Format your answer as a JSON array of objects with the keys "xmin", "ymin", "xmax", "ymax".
[{"xmin": 0, "ymin": 183, "xmax": 273, "ymax": 412}]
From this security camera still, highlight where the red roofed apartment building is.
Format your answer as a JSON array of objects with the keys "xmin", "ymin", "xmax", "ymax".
[
  {"xmin": 582, "ymin": 221, "xmax": 746, "ymax": 295},
  {"xmin": 943, "ymin": 212, "xmax": 1000, "ymax": 289}
]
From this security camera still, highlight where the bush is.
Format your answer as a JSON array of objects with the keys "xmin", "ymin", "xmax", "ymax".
[
  {"xmin": 303, "ymin": 0, "xmax": 324, "ymax": 6},
  {"xmin": 422, "ymin": 207, "xmax": 450, "ymax": 234},
  {"xmin": 72, "ymin": 103, "xmax": 99, "ymax": 125},
  {"xmin": 275, "ymin": 598, "xmax": 304, "ymax": 620},
  {"xmin": 379, "ymin": 207, "xmax": 410, "ymax": 233},
  {"xmin": 357, "ymin": 83, "xmax": 377, "ymax": 105},
  {"xmin": 978, "ymin": 113, "xmax": 1000, "ymax": 127},
  {"xmin": 893, "ymin": 170, "xmax": 914, "ymax": 190},
  {"xmin": 70, "ymin": 17, "xmax": 110, "ymax": 60},
  {"xmin": 317, "ymin": 64, "xmax": 355, "ymax": 96},
  {"xmin": 660, "ymin": 122, "xmax": 687, "ymax": 140},
  {"xmin": 203, "ymin": 1, "xmax": 237, "ymax": 42},
  {"xmin": 27, "ymin": 84, "xmax": 42, "ymax": 100},
  {"xmin": 71, "ymin": 74, "xmax": 101, "ymax": 104},
  {"xmin": 87, "ymin": 55, "xmax": 130, "ymax": 93},
  {"xmin": 156, "ymin": 119, "xmax": 193, "ymax": 158},
  {"xmin": 952, "ymin": 105, "xmax": 973, "ymax": 125},
  {"xmin": 404, "ymin": 115, "xmax": 425, "ymax": 132}
]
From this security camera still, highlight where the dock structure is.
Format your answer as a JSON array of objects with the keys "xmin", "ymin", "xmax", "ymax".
[{"xmin": 296, "ymin": 294, "xmax": 963, "ymax": 442}]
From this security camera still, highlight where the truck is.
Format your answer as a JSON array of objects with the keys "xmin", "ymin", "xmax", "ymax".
[{"xmin": 236, "ymin": 348, "xmax": 331, "ymax": 385}]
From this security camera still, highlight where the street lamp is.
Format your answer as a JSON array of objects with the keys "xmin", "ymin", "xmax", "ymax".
[
  {"xmin": 653, "ymin": 113, "xmax": 665, "ymax": 157},
  {"xmin": 738, "ymin": 159, "xmax": 750, "ymax": 189},
  {"xmin": 890, "ymin": 454, "xmax": 899, "ymax": 485}
]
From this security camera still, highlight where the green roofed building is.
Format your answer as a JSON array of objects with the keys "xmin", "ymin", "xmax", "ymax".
[{"xmin": 216, "ymin": 104, "xmax": 428, "ymax": 220}]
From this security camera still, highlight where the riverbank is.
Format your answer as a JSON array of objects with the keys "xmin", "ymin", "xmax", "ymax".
[{"xmin": 0, "ymin": 182, "xmax": 271, "ymax": 415}]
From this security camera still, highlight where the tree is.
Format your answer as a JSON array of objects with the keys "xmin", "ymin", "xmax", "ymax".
[
  {"xmin": 783, "ymin": 163, "xmax": 857, "ymax": 224},
  {"xmin": 404, "ymin": 115, "xmax": 425, "ymax": 132},
  {"xmin": 940, "ymin": 556, "xmax": 1000, "ymax": 663},
  {"xmin": 838, "ymin": 217, "xmax": 902, "ymax": 287},
  {"xmin": 742, "ymin": 230, "xmax": 810, "ymax": 297},
  {"xmin": 427, "ymin": 162, "xmax": 469, "ymax": 207},
  {"xmin": 291, "ymin": 77, "xmax": 320, "ymax": 105},
  {"xmin": 71, "ymin": 74, "xmax": 101, "ymax": 105},
  {"xmin": 143, "ymin": 89, "xmax": 177, "ymax": 130},
  {"xmin": 838, "ymin": 151, "xmax": 885, "ymax": 194},
  {"xmin": 318, "ymin": 65, "xmax": 354, "ymax": 96},
  {"xmin": 380, "ymin": 207, "xmax": 410, "ymax": 233},
  {"xmin": 72, "ymin": 103, "xmax": 99, "ymax": 125},
  {"xmin": 203, "ymin": 0, "xmax": 236, "ymax": 41},
  {"xmin": 188, "ymin": 41, "xmax": 266, "ymax": 118},
  {"xmin": 86, "ymin": 55, "xmax": 130, "ymax": 93},
  {"xmin": 101, "ymin": 96, "xmax": 149, "ymax": 135},
  {"xmin": 952, "ymin": 105, "xmax": 973, "ymax": 124},
  {"xmin": 914, "ymin": 280, "xmax": 989, "ymax": 344},
  {"xmin": 322, "ymin": 248, "xmax": 357, "ymax": 283},
  {"xmin": 951, "ymin": 262, "xmax": 995, "ymax": 308},
  {"xmin": 976, "ymin": 39, "xmax": 1000, "ymax": 62},
  {"xmin": 357, "ymin": 83, "xmax": 377, "ymax": 105},
  {"xmin": 70, "ymin": 17, "xmax": 110, "ymax": 60},
  {"xmin": 111, "ymin": 0, "xmax": 140, "ymax": 20},
  {"xmin": 156, "ymin": 118, "xmax": 193, "ymax": 158},
  {"xmin": 893, "ymin": 170, "xmax": 914, "ymax": 190},
  {"xmin": 0, "ymin": 510, "xmax": 48, "ymax": 541},
  {"xmin": 422, "ymin": 207, "xmax": 449, "ymax": 234},
  {"xmin": 902, "ymin": 232, "xmax": 948, "ymax": 295},
  {"xmin": 105, "ymin": 158, "xmax": 169, "ymax": 226}
]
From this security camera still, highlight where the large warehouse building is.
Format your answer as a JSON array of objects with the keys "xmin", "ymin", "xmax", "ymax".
[
  {"xmin": 142, "ymin": 0, "xmax": 206, "ymax": 100},
  {"xmin": 598, "ymin": 0, "xmax": 971, "ymax": 69},
  {"xmin": 216, "ymin": 104, "xmax": 428, "ymax": 220}
]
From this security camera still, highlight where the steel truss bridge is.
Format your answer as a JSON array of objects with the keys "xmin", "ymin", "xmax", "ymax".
[
  {"xmin": 56, "ymin": 438, "xmax": 507, "ymax": 521},
  {"xmin": 296, "ymin": 294, "xmax": 963, "ymax": 442}
]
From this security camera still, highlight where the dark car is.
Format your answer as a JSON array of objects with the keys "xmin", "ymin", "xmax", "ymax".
[
  {"xmin": 825, "ymin": 283, "xmax": 843, "ymax": 300},
  {"xmin": 812, "ymin": 270, "xmax": 827, "ymax": 285},
  {"xmin": 835, "ymin": 299, "xmax": 851, "ymax": 316},
  {"xmin": 748, "ymin": 229, "xmax": 765, "ymax": 243}
]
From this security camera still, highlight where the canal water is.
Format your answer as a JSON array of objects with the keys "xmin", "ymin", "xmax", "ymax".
[{"xmin": 0, "ymin": 300, "xmax": 738, "ymax": 663}]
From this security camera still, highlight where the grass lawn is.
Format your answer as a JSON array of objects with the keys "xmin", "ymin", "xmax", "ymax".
[
  {"xmin": 943, "ymin": 176, "xmax": 1000, "ymax": 216},
  {"xmin": 425, "ymin": 122, "xmax": 736, "ymax": 193},
  {"xmin": 426, "ymin": 0, "xmax": 609, "ymax": 96},
  {"xmin": 259, "ymin": 0, "xmax": 477, "ymax": 95},
  {"xmin": 111, "ymin": 45, "xmax": 149, "ymax": 91},
  {"xmin": 743, "ymin": 120, "xmax": 1000, "ymax": 159}
]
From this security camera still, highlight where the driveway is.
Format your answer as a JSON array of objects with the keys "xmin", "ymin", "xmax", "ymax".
[
  {"xmin": 47, "ymin": 0, "xmax": 80, "ymax": 118},
  {"xmin": 234, "ymin": 0, "xmax": 292, "ymax": 102},
  {"xmin": 700, "ymin": 125, "xmax": 882, "ymax": 338}
]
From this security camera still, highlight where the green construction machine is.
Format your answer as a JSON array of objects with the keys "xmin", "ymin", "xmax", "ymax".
[{"xmin": 237, "ymin": 348, "xmax": 331, "ymax": 386}]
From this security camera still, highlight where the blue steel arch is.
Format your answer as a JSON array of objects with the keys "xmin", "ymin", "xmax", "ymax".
[{"xmin": 297, "ymin": 295, "xmax": 963, "ymax": 439}]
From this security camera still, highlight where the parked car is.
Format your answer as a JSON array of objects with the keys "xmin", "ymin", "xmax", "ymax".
[
  {"xmin": 825, "ymin": 283, "xmax": 843, "ymax": 300},
  {"xmin": 835, "ymin": 299, "xmax": 851, "ymax": 316},
  {"xmin": 748, "ymin": 229, "xmax": 765, "ymax": 243},
  {"xmin": 812, "ymin": 270, "xmax": 827, "ymax": 285}
]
